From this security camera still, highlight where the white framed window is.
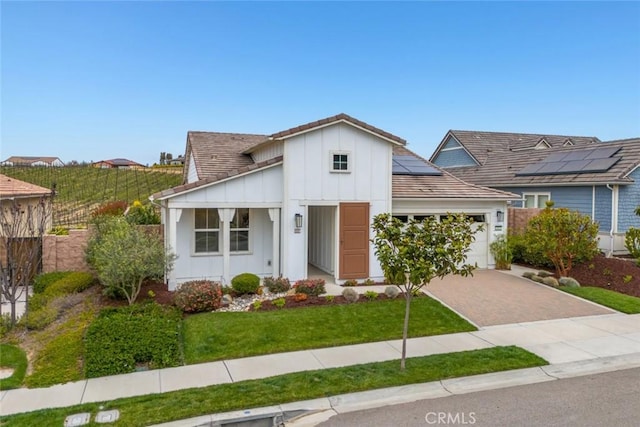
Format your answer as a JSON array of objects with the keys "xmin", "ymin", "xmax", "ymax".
[
  {"xmin": 330, "ymin": 151, "xmax": 350, "ymax": 173},
  {"xmin": 230, "ymin": 208, "xmax": 250, "ymax": 252},
  {"xmin": 194, "ymin": 209, "xmax": 220, "ymax": 253},
  {"xmin": 523, "ymin": 193, "xmax": 551, "ymax": 208}
]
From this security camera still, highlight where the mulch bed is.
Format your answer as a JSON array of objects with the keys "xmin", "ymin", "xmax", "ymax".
[
  {"xmin": 568, "ymin": 254, "xmax": 640, "ymax": 298},
  {"xmin": 249, "ymin": 293, "xmax": 398, "ymax": 311}
]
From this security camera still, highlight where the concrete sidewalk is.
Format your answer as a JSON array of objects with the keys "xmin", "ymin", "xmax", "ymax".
[{"xmin": 2, "ymin": 313, "xmax": 640, "ymax": 418}]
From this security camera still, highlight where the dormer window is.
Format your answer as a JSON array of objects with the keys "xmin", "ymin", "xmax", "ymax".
[{"xmin": 331, "ymin": 151, "xmax": 350, "ymax": 173}]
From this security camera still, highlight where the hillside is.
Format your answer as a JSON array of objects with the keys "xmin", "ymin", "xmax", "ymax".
[{"xmin": 0, "ymin": 166, "xmax": 182, "ymax": 227}]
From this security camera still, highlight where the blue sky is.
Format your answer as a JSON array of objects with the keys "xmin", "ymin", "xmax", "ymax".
[{"xmin": 2, "ymin": 1, "xmax": 639, "ymax": 166}]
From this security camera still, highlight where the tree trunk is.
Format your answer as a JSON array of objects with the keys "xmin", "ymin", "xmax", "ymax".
[{"xmin": 401, "ymin": 292, "xmax": 412, "ymax": 370}]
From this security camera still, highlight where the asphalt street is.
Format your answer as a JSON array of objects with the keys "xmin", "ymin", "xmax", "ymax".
[{"xmin": 318, "ymin": 367, "xmax": 640, "ymax": 427}]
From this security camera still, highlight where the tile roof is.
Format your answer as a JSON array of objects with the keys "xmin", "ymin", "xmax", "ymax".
[
  {"xmin": 392, "ymin": 146, "xmax": 518, "ymax": 200},
  {"xmin": 152, "ymin": 156, "xmax": 282, "ymax": 200},
  {"xmin": 2, "ymin": 156, "xmax": 63, "ymax": 165},
  {"xmin": 94, "ymin": 158, "xmax": 145, "ymax": 167},
  {"xmin": 0, "ymin": 174, "xmax": 52, "ymax": 197},
  {"xmin": 440, "ymin": 130, "xmax": 601, "ymax": 166},
  {"xmin": 186, "ymin": 132, "xmax": 268, "ymax": 181},
  {"xmin": 440, "ymin": 136, "xmax": 640, "ymax": 187},
  {"xmin": 268, "ymin": 113, "xmax": 406, "ymax": 145}
]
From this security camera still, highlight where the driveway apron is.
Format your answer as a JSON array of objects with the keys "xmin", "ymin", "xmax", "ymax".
[{"xmin": 426, "ymin": 270, "xmax": 615, "ymax": 327}]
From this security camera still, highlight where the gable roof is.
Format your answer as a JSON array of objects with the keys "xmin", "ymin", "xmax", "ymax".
[
  {"xmin": 431, "ymin": 130, "xmax": 601, "ymax": 167},
  {"xmin": 392, "ymin": 146, "xmax": 518, "ymax": 200},
  {"xmin": 436, "ymin": 136, "xmax": 640, "ymax": 187},
  {"xmin": 0, "ymin": 174, "xmax": 51, "ymax": 198},
  {"xmin": 2, "ymin": 156, "xmax": 63, "ymax": 166}
]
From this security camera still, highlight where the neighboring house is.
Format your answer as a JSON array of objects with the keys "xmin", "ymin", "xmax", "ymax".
[
  {"xmin": 168, "ymin": 155, "xmax": 185, "ymax": 166},
  {"xmin": 2, "ymin": 156, "xmax": 64, "ymax": 167},
  {"xmin": 0, "ymin": 174, "xmax": 53, "ymax": 275},
  {"xmin": 92, "ymin": 158, "xmax": 146, "ymax": 169},
  {"xmin": 430, "ymin": 130, "xmax": 640, "ymax": 254},
  {"xmin": 151, "ymin": 114, "xmax": 518, "ymax": 290}
]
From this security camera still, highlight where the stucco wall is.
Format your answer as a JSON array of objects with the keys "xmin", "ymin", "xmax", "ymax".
[
  {"xmin": 42, "ymin": 229, "xmax": 92, "ymax": 273},
  {"xmin": 507, "ymin": 207, "xmax": 543, "ymax": 234}
]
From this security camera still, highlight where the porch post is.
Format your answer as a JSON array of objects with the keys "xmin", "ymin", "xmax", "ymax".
[
  {"xmin": 268, "ymin": 208, "xmax": 280, "ymax": 277},
  {"xmin": 218, "ymin": 208, "xmax": 235, "ymax": 285},
  {"xmin": 166, "ymin": 207, "xmax": 180, "ymax": 289}
]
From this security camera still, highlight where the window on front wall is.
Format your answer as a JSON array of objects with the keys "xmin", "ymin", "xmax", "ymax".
[
  {"xmin": 230, "ymin": 208, "xmax": 250, "ymax": 252},
  {"xmin": 331, "ymin": 152, "xmax": 350, "ymax": 172},
  {"xmin": 523, "ymin": 193, "xmax": 550, "ymax": 208},
  {"xmin": 194, "ymin": 209, "xmax": 220, "ymax": 253}
]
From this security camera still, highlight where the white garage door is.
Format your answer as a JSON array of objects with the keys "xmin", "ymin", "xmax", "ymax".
[{"xmin": 467, "ymin": 221, "xmax": 488, "ymax": 269}]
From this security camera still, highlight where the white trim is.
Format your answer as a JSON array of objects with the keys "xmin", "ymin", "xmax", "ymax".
[
  {"xmin": 268, "ymin": 208, "xmax": 281, "ymax": 277},
  {"xmin": 534, "ymin": 138, "xmax": 551, "ymax": 149},
  {"xmin": 440, "ymin": 146, "xmax": 464, "ymax": 152},
  {"xmin": 330, "ymin": 150, "xmax": 351, "ymax": 173},
  {"xmin": 168, "ymin": 202, "xmax": 282, "ymax": 209},
  {"xmin": 275, "ymin": 119, "xmax": 405, "ymax": 146},
  {"xmin": 153, "ymin": 162, "xmax": 283, "ymax": 201},
  {"xmin": 192, "ymin": 208, "xmax": 221, "ymax": 255},
  {"xmin": 623, "ymin": 163, "xmax": 640, "ymax": 179},
  {"xmin": 522, "ymin": 192, "xmax": 551, "ymax": 208},
  {"xmin": 592, "ymin": 186, "xmax": 596, "ymax": 219}
]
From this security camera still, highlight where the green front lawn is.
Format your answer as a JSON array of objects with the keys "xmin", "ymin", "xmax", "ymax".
[
  {"xmin": 0, "ymin": 344, "xmax": 28, "ymax": 390},
  {"xmin": 184, "ymin": 296, "xmax": 476, "ymax": 363},
  {"xmin": 1, "ymin": 346, "xmax": 546, "ymax": 426},
  {"xmin": 560, "ymin": 286, "xmax": 640, "ymax": 314}
]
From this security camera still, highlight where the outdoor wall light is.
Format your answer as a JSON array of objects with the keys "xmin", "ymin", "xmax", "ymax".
[
  {"xmin": 295, "ymin": 213, "xmax": 303, "ymax": 229},
  {"xmin": 496, "ymin": 210, "xmax": 504, "ymax": 223}
]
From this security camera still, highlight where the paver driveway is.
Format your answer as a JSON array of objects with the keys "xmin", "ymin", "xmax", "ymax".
[{"xmin": 426, "ymin": 269, "xmax": 615, "ymax": 327}]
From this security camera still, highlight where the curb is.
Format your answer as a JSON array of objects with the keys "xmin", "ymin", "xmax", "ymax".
[{"xmin": 150, "ymin": 352, "xmax": 640, "ymax": 427}]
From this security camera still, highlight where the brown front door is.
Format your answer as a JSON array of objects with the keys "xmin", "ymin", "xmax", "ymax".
[{"xmin": 339, "ymin": 203, "xmax": 369, "ymax": 280}]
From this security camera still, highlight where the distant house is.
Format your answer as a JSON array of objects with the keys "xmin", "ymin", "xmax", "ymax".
[
  {"xmin": 2, "ymin": 156, "xmax": 64, "ymax": 167},
  {"xmin": 429, "ymin": 130, "xmax": 640, "ymax": 255},
  {"xmin": 168, "ymin": 155, "xmax": 185, "ymax": 166},
  {"xmin": 92, "ymin": 158, "xmax": 146, "ymax": 170}
]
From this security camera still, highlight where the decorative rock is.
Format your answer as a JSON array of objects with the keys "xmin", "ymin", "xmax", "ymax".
[
  {"xmin": 541, "ymin": 276, "xmax": 559, "ymax": 287},
  {"xmin": 342, "ymin": 287, "xmax": 359, "ymax": 303},
  {"xmin": 221, "ymin": 294, "xmax": 233, "ymax": 306},
  {"xmin": 522, "ymin": 271, "xmax": 535, "ymax": 279},
  {"xmin": 384, "ymin": 286, "xmax": 400, "ymax": 299},
  {"xmin": 537, "ymin": 270, "xmax": 554, "ymax": 278},
  {"xmin": 559, "ymin": 277, "xmax": 581, "ymax": 288}
]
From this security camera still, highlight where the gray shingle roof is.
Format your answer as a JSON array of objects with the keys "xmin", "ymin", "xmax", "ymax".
[
  {"xmin": 392, "ymin": 146, "xmax": 518, "ymax": 200},
  {"xmin": 438, "ymin": 134, "xmax": 640, "ymax": 187}
]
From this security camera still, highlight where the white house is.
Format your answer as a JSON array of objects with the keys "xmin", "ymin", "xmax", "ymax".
[{"xmin": 151, "ymin": 114, "xmax": 519, "ymax": 290}]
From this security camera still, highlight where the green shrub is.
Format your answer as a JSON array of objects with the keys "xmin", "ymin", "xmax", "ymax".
[
  {"xmin": 343, "ymin": 279, "xmax": 358, "ymax": 287},
  {"xmin": 325, "ymin": 295, "xmax": 335, "ymax": 303},
  {"xmin": 625, "ymin": 227, "xmax": 640, "ymax": 259},
  {"xmin": 84, "ymin": 303, "xmax": 182, "ymax": 378},
  {"xmin": 272, "ymin": 297, "xmax": 286, "ymax": 309},
  {"xmin": 252, "ymin": 300, "xmax": 262, "ymax": 310},
  {"xmin": 293, "ymin": 279, "xmax": 326, "ymax": 296},
  {"xmin": 384, "ymin": 286, "xmax": 400, "ymax": 299},
  {"xmin": 559, "ymin": 277, "xmax": 581, "ymax": 288},
  {"xmin": 48, "ymin": 226, "xmax": 70, "ymax": 236},
  {"xmin": 22, "ymin": 305, "xmax": 59, "ymax": 330},
  {"xmin": 0, "ymin": 314, "xmax": 13, "ymax": 338},
  {"xmin": 342, "ymin": 287, "xmax": 359, "ymax": 303},
  {"xmin": 508, "ymin": 232, "xmax": 527, "ymax": 264},
  {"xmin": 27, "ymin": 293, "xmax": 49, "ymax": 311},
  {"xmin": 174, "ymin": 280, "xmax": 222, "ymax": 313},
  {"xmin": 231, "ymin": 273, "xmax": 261, "ymax": 295},
  {"xmin": 363, "ymin": 279, "xmax": 375, "ymax": 286},
  {"xmin": 32, "ymin": 271, "xmax": 73, "ymax": 294},
  {"xmin": 364, "ymin": 290, "xmax": 379, "ymax": 300},
  {"xmin": 262, "ymin": 276, "xmax": 291, "ymax": 294},
  {"xmin": 45, "ymin": 272, "xmax": 95, "ymax": 297},
  {"xmin": 126, "ymin": 201, "xmax": 161, "ymax": 225},
  {"xmin": 490, "ymin": 235, "xmax": 512, "ymax": 270}
]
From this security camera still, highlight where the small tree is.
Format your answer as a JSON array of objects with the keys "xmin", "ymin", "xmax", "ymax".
[
  {"xmin": 86, "ymin": 216, "xmax": 174, "ymax": 305},
  {"xmin": 524, "ymin": 207, "xmax": 598, "ymax": 277},
  {"xmin": 0, "ymin": 195, "xmax": 52, "ymax": 325},
  {"xmin": 372, "ymin": 213, "xmax": 479, "ymax": 370},
  {"xmin": 625, "ymin": 206, "xmax": 640, "ymax": 259}
]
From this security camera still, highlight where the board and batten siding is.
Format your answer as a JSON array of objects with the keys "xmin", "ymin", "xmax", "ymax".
[
  {"xmin": 308, "ymin": 206, "xmax": 335, "ymax": 274},
  {"xmin": 251, "ymin": 141, "xmax": 284, "ymax": 163},
  {"xmin": 282, "ymin": 122, "xmax": 392, "ymax": 281},
  {"xmin": 187, "ymin": 152, "xmax": 199, "ymax": 183}
]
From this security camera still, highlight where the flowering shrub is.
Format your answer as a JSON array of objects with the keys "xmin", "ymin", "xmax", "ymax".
[
  {"xmin": 293, "ymin": 293, "xmax": 308, "ymax": 302},
  {"xmin": 293, "ymin": 278, "xmax": 326, "ymax": 296},
  {"xmin": 263, "ymin": 276, "xmax": 291, "ymax": 293},
  {"xmin": 126, "ymin": 200, "xmax": 161, "ymax": 225},
  {"xmin": 174, "ymin": 280, "xmax": 223, "ymax": 313},
  {"xmin": 91, "ymin": 200, "xmax": 128, "ymax": 218}
]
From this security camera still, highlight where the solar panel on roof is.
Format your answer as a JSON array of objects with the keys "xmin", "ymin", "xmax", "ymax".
[
  {"xmin": 516, "ymin": 147, "xmax": 622, "ymax": 176},
  {"xmin": 392, "ymin": 155, "xmax": 442, "ymax": 176}
]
